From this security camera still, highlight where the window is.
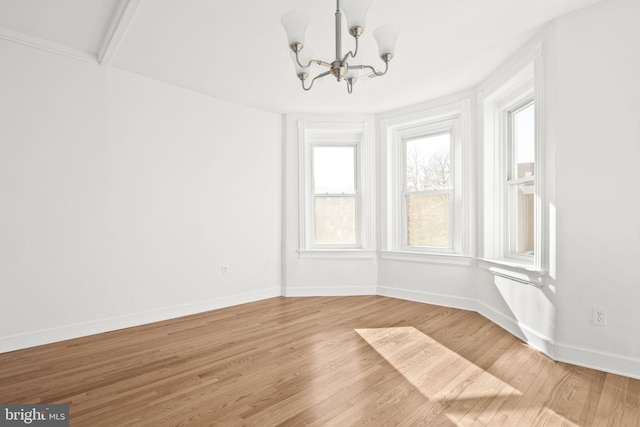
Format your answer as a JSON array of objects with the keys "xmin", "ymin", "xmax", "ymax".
[
  {"xmin": 481, "ymin": 54, "xmax": 546, "ymax": 277},
  {"xmin": 297, "ymin": 121, "xmax": 374, "ymax": 255},
  {"xmin": 507, "ymin": 101, "xmax": 535, "ymax": 258},
  {"xmin": 380, "ymin": 100, "xmax": 472, "ymax": 260},
  {"xmin": 403, "ymin": 132, "xmax": 453, "ymax": 248},
  {"xmin": 312, "ymin": 146, "xmax": 357, "ymax": 246}
]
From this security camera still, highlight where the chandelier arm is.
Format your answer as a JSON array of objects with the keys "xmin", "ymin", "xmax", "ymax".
[
  {"xmin": 294, "ymin": 51, "xmax": 333, "ymax": 69},
  {"xmin": 346, "ymin": 79, "xmax": 354, "ymax": 94},
  {"xmin": 301, "ymin": 70, "xmax": 332, "ymax": 91},
  {"xmin": 350, "ymin": 60, "xmax": 390, "ymax": 77},
  {"xmin": 341, "ymin": 37, "xmax": 359, "ymax": 64}
]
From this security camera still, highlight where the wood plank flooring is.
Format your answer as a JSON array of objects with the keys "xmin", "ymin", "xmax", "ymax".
[{"xmin": 0, "ymin": 296, "xmax": 638, "ymax": 426}]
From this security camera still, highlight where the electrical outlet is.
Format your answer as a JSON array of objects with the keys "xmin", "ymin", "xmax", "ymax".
[
  {"xmin": 592, "ymin": 307, "xmax": 607, "ymax": 326},
  {"xmin": 222, "ymin": 265, "xmax": 228, "ymax": 276}
]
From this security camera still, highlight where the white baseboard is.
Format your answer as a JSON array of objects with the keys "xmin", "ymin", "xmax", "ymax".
[
  {"xmin": 0, "ymin": 287, "xmax": 282, "ymax": 354},
  {"xmin": 477, "ymin": 302, "xmax": 640, "ymax": 379},
  {"xmin": 284, "ymin": 285, "xmax": 377, "ymax": 297},
  {"xmin": 377, "ymin": 286, "xmax": 477, "ymax": 312},
  {"xmin": 376, "ymin": 286, "xmax": 640, "ymax": 379},
  {"xmin": 554, "ymin": 342, "xmax": 640, "ymax": 380},
  {"xmin": 476, "ymin": 301, "xmax": 555, "ymax": 358}
]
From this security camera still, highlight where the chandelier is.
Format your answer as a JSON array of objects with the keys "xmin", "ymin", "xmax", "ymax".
[{"xmin": 281, "ymin": 0, "xmax": 399, "ymax": 93}]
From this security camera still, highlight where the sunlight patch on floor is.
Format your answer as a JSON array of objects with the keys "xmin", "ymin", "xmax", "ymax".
[{"xmin": 355, "ymin": 327, "xmax": 522, "ymax": 423}]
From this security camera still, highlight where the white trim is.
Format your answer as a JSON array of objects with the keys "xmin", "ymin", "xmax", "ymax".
[
  {"xmin": 297, "ymin": 120, "xmax": 308, "ymax": 251},
  {"xmin": 478, "ymin": 258, "xmax": 544, "ymax": 287},
  {"xmin": 0, "ymin": 287, "xmax": 281, "ymax": 354},
  {"xmin": 98, "ymin": 0, "xmax": 144, "ymax": 66},
  {"xmin": 459, "ymin": 98, "xmax": 475, "ymax": 257},
  {"xmin": 487, "ymin": 267, "xmax": 542, "ymax": 287},
  {"xmin": 377, "ymin": 286, "xmax": 477, "ymax": 312},
  {"xmin": 554, "ymin": 342, "xmax": 640, "ymax": 381},
  {"xmin": 0, "ymin": 27, "xmax": 97, "ymax": 64},
  {"xmin": 533, "ymin": 43, "xmax": 547, "ymax": 273},
  {"xmin": 297, "ymin": 250, "xmax": 377, "ymax": 259},
  {"xmin": 284, "ymin": 286, "xmax": 377, "ymax": 297},
  {"xmin": 379, "ymin": 251, "xmax": 474, "ymax": 267}
]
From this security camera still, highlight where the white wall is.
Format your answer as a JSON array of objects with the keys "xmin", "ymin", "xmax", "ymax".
[
  {"xmin": 0, "ymin": 39, "xmax": 282, "ymax": 352},
  {"xmin": 378, "ymin": 261, "xmax": 478, "ymax": 310},
  {"xmin": 552, "ymin": 0, "xmax": 640, "ymax": 375}
]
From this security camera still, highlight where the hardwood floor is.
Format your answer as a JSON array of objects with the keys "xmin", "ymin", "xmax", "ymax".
[{"xmin": 1, "ymin": 296, "xmax": 638, "ymax": 426}]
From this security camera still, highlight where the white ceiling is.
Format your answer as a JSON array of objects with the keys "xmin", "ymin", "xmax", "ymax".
[{"xmin": 0, "ymin": 0, "xmax": 605, "ymax": 114}]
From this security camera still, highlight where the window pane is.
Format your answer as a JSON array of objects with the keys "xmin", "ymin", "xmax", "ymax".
[
  {"xmin": 510, "ymin": 181, "xmax": 535, "ymax": 255},
  {"xmin": 513, "ymin": 103, "xmax": 535, "ymax": 179},
  {"xmin": 406, "ymin": 133, "xmax": 451, "ymax": 192},
  {"xmin": 406, "ymin": 193, "xmax": 450, "ymax": 247},
  {"xmin": 314, "ymin": 196, "xmax": 356, "ymax": 245},
  {"xmin": 313, "ymin": 146, "xmax": 355, "ymax": 194}
]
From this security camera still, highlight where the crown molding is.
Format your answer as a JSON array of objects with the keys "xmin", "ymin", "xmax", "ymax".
[
  {"xmin": 98, "ymin": 0, "xmax": 144, "ymax": 66},
  {"xmin": 0, "ymin": 26, "xmax": 97, "ymax": 64}
]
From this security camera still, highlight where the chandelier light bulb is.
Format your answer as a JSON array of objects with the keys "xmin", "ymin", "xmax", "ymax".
[
  {"xmin": 281, "ymin": 11, "xmax": 309, "ymax": 51},
  {"xmin": 373, "ymin": 24, "xmax": 400, "ymax": 60},
  {"xmin": 341, "ymin": 0, "xmax": 373, "ymax": 36}
]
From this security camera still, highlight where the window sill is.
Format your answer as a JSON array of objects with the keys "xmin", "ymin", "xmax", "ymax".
[
  {"xmin": 297, "ymin": 250, "xmax": 377, "ymax": 260},
  {"xmin": 379, "ymin": 251, "xmax": 475, "ymax": 267},
  {"xmin": 478, "ymin": 258, "xmax": 545, "ymax": 287}
]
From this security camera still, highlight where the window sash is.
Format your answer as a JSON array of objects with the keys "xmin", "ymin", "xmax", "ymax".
[
  {"xmin": 507, "ymin": 100, "xmax": 536, "ymax": 182},
  {"xmin": 310, "ymin": 143, "xmax": 360, "ymax": 248},
  {"xmin": 313, "ymin": 194, "xmax": 358, "ymax": 247},
  {"xmin": 402, "ymin": 189, "xmax": 453, "ymax": 249},
  {"xmin": 506, "ymin": 176, "xmax": 535, "ymax": 258},
  {"xmin": 401, "ymin": 131, "xmax": 454, "ymax": 251},
  {"xmin": 312, "ymin": 145, "xmax": 356, "ymax": 195},
  {"xmin": 505, "ymin": 99, "xmax": 536, "ymax": 261}
]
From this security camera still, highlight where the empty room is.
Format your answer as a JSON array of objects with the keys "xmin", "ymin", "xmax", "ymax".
[{"xmin": 1, "ymin": 0, "xmax": 639, "ymax": 425}]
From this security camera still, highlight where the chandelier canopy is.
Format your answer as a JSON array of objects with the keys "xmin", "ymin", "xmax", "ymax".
[{"xmin": 281, "ymin": 0, "xmax": 399, "ymax": 94}]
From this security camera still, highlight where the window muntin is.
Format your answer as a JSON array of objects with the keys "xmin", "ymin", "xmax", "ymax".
[
  {"xmin": 311, "ymin": 145, "xmax": 358, "ymax": 246},
  {"xmin": 507, "ymin": 101, "xmax": 535, "ymax": 258},
  {"xmin": 403, "ymin": 132, "xmax": 453, "ymax": 249}
]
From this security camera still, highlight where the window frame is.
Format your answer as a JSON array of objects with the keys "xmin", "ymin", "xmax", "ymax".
[
  {"xmin": 380, "ymin": 100, "xmax": 471, "ymax": 260},
  {"xmin": 480, "ymin": 48, "xmax": 546, "ymax": 279},
  {"xmin": 297, "ymin": 121, "xmax": 374, "ymax": 255}
]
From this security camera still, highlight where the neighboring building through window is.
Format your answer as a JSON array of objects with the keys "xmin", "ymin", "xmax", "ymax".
[{"xmin": 507, "ymin": 101, "xmax": 535, "ymax": 258}]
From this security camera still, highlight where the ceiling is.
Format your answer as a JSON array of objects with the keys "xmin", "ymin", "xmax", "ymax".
[{"xmin": 0, "ymin": 0, "xmax": 605, "ymax": 114}]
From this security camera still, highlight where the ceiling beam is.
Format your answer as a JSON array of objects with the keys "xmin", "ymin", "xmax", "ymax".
[{"xmin": 98, "ymin": 0, "xmax": 144, "ymax": 66}]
